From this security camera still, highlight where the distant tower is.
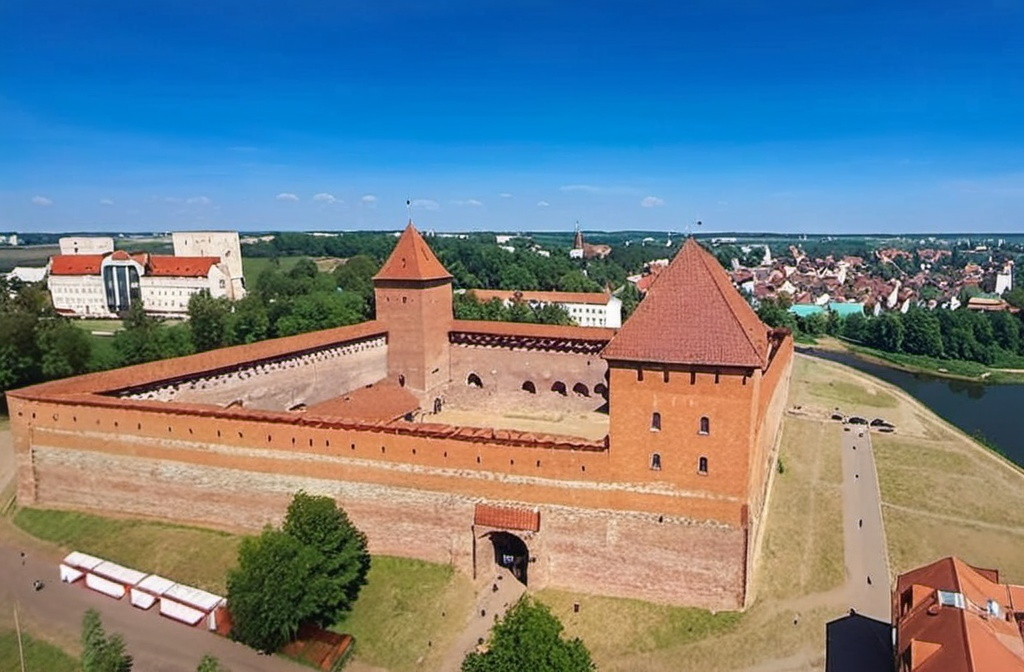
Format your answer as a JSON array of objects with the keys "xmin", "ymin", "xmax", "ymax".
[
  {"xmin": 373, "ymin": 222, "xmax": 454, "ymax": 393},
  {"xmin": 570, "ymin": 223, "xmax": 585, "ymax": 259}
]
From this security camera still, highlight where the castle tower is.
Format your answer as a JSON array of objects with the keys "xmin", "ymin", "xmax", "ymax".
[
  {"xmin": 373, "ymin": 222, "xmax": 453, "ymax": 393},
  {"xmin": 602, "ymin": 236, "xmax": 778, "ymax": 511}
]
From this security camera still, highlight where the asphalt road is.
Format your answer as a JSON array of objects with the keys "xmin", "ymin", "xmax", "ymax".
[{"xmin": 839, "ymin": 425, "xmax": 891, "ymax": 622}]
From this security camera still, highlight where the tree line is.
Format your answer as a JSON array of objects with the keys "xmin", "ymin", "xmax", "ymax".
[{"xmin": 757, "ymin": 296, "xmax": 1024, "ymax": 367}]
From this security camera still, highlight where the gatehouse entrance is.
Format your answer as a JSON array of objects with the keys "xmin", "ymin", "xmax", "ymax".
[{"xmin": 487, "ymin": 531, "xmax": 529, "ymax": 585}]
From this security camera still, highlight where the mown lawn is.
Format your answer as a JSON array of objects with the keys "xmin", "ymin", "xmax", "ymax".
[
  {"xmin": 241, "ymin": 255, "xmax": 305, "ymax": 280},
  {"xmin": 335, "ymin": 556, "xmax": 474, "ymax": 672},
  {"xmin": 0, "ymin": 630, "xmax": 80, "ymax": 672}
]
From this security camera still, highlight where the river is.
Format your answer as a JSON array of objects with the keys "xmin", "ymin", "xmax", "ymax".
[{"xmin": 802, "ymin": 349, "xmax": 1024, "ymax": 469}]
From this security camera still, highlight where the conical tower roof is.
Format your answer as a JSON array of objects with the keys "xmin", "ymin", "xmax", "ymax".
[
  {"xmin": 602, "ymin": 238, "xmax": 770, "ymax": 368},
  {"xmin": 373, "ymin": 222, "xmax": 452, "ymax": 282}
]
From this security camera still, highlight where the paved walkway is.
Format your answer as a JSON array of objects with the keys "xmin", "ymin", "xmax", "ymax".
[
  {"xmin": 839, "ymin": 425, "xmax": 891, "ymax": 622},
  {"xmin": 439, "ymin": 567, "xmax": 526, "ymax": 671}
]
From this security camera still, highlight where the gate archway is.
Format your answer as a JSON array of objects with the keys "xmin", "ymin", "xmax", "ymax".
[{"xmin": 487, "ymin": 531, "xmax": 529, "ymax": 585}]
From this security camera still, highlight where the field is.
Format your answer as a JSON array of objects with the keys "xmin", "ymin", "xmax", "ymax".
[
  {"xmin": 241, "ymin": 255, "xmax": 306, "ymax": 280},
  {"xmin": 0, "ymin": 245, "xmax": 59, "ymax": 273},
  {"xmin": 0, "ymin": 630, "xmax": 80, "ymax": 672}
]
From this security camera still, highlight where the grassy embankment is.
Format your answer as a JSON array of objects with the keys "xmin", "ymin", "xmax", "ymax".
[
  {"xmin": 9, "ymin": 507, "xmax": 473, "ymax": 672},
  {"xmin": 812, "ymin": 335, "xmax": 1024, "ymax": 384},
  {"xmin": 8, "ymin": 353, "xmax": 1024, "ymax": 670}
]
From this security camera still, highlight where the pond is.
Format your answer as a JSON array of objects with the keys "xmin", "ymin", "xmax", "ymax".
[{"xmin": 802, "ymin": 349, "xmax": 1024, "ymax": 469}]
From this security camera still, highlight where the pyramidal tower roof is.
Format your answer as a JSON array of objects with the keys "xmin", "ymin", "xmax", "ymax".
[
  {"xmin": 602, "ymin": 238, "xmax": 770, "ymax": 369},
  {"xmin": 373, "ymin": 222, "xmax": 452, "ymax": 282}
]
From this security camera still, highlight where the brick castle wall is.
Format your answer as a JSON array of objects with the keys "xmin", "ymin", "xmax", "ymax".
[{"xmin": 450, "ymin": 344, "xmax": 608, "ymax": 397}]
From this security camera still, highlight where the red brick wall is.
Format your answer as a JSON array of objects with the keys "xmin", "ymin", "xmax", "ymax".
[
  {"xmin": 450, "ymin": 344, "xmax": 608, "ymax": 395},
  {"xmin": 374, "ymin": 279, "xmax": 453, "ymax": 392}
]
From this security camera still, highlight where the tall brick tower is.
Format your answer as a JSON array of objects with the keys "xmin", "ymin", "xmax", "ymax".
[{"xmin": 373, "ymin": 222, "xmax": 454, "ymax": 393}]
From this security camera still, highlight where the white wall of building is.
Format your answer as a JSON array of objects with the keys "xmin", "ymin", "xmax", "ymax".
[{"xmin": 59, "ymin": 237, "xmax": 114, "ymax": 255}]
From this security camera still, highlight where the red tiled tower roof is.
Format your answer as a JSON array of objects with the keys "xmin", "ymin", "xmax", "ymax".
[
  {"xmin": 602, "ymin": 238, "xmax": 769, "ymax": 369},
  {"xmin": 373, "ymin": 222, "xmax": 452, "ymax": 282}
]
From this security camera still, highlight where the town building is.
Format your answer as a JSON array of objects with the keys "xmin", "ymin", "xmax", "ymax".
[
  {"xmin": 893, "ymin": 556, "xmax": 1024, "ymax": 671},
  {"xmin": 466, "ymin": 289, "xmax": 623, "ymax": 328},
  {"xmin": 46, "ymin": 232, "xmax": 246, "ymax": 318},
  {"xmin": 569, "ymin": 227, "xmax": 612, "ymax": 260},
  {"xmin": 8, "ymin": 223, "xmax": 792, "ymax": 610}
]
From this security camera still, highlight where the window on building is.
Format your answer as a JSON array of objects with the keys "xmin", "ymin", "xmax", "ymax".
[
  {"xmin": 651, "ymin": 412, "xmax": 661, "ymax": 431},
  {"xmin": 699, "ymin": 416, "xmax": 710, "ymax": 435},
  {"xmin": 698, "ymin": 456, "xmax": 708, "ymax": 474},
  {"xmin": 650, "ymin": 453, "xmax": 661, "ymax": 470}
]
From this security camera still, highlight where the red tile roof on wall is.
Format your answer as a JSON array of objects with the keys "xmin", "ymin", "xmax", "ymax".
[
  {"xmin": 451, "ymin": 319, "xmax": 616, "ymax": 342},
  {"xmin": 304, "ymin": 381, "xmax": 420, "ymax": 422},
  {"xmin": 468, "ymin": 289, "xmax": 612, "ymax": 306},
  {"xmin": 474, "ymin": 504, "xmax": 540, "ymax": 532},
  {"xmin": 49, "ymin": 255, "xmax": 106, "ymax": 276},
  {"xmin": 602, "ymin": 238, "xmax": 770, "ymax": 368},
  {"xmin": 147, "ymin": 255, "xmax": 220, "ymax": 277},
  {"xmin": 373, "ymin": 222, "xmax": 452, "ymax": 282},
  {"xmin": 894, "ymin": 557, "xmax": 1024, "ymax": 672}
]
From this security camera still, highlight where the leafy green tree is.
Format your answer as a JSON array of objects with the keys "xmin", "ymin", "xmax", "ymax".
[
  {"xmin": 333, "ymin": 255, "xmax": 379, "ymax": 306},
  {"xmin": 840, "ymin": 312, "xmax": 869, "ymax": 342},
  {"xmin": 225, "ymin": 295, "xmax": 270, "ymax": 345},
  {"xmin": 499, "ymin": 265, "xmax": 539, "ymax": 291},
  {"xmin": 275, "ymin": 291, "xmax": 366, "ymax": 337},
  {"xmin": 556, "ymin": 270, "xmax": 600, "ymax": 293},
  {"xmin": 868, "ymin": 312, "xmax": 906, "ymax": 353},
  {"xmin": 81, "ymin": 609, "xmax": 133, "ymax": 672},
  {"xmin": 462, "ymin": 596, "xmax": 595, "ymax": 672},
  {"xmin": 901, "ymin": 309, "xmax": 943, "ymax": 357},
  {"xmin": 196, "ymin": 654, "xmax": 228, "ymax": 672},
  {"xmin": 113, "ymin": 302, "xmax": 164, "ymax": 365},
  {"xmin": 1005, "ymin": 287, "xmax": 1024, "ymax": 310},
  {"xmin": 188, "ymin": 291, "xmax": 232, "ymax": 352},
  {"xmin": 289, "ymin": 257, "xmax": 320, "ymax": 281},
  {"xmin": 227, "ymin": 528, "xmax": 321, "ymax": 653},
  {"xmin": 281, "ymin": 492, "xmax": 371, "ymax": 627}
]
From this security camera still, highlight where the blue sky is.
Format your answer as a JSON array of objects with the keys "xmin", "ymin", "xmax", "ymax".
[{"xmin": 2, "ymin": 0, "xmax": 1023, "ymax": 233}]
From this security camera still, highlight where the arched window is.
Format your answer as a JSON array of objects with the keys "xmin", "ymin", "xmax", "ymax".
[
  {"xmin": 572, "ymin": 382, "xmax": 590, "ymax": 397},
  {"xmin": 651, "ymin": 412, "xmax": 661, "ymax": 431},
  {"xmin": 594, "ymin": 383, "xmax": 608, "ymax": 398},
  {"xmin": 699, "ymin": 416, "xmax": 710, "ymax": 435},
  {"xmin": 467, "ymin": 373, "xmax": 483, "ymax": 388},
  {"xmin": 522, "ymin": 381, "xmax": 537, "ymax": 394},
  {"xmin": 650, "ymin": 453, "xmax": 662, "ymax": 470},
  {"xmin": 551, "ymin": 381, "xmax": 567, "ymax": 396},
  {"xmin": 698, "ymin": 456, "xmax": 708, "ymax": 474}
]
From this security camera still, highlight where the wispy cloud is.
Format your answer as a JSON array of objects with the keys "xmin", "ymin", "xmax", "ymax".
[
  {"xmin": 559, "ymin": 184, "xmax": 601, "ymax": 193},
  {"xmin": 186, "ymin": 196, "xmax": 211, "ymax": 205},
  {"xmin": 313, "ymin": 192, "xmax": 338, "ymax": 204},
  {"xmin": 499, "ymin": 192, "xmax": 513, "ymax": 199},
  {"xmin": 640, "ymin": 196, "xmax": 665, "ymax": 208},
  {"xmin": 99, "ymin": 198, "xmax": 115, "ymax": 206},
  {"xmin": 451, "ymin": 199, "xmax": 483, "ymax": 207},
  {"xmin": 31, "ymin": 195, "xmax": 52, "ymax": 207},
  {"xmin": 536, "ymin": 200, "xmax": 550, "ymax": 207},
  {"xmin": 361, "ymin": 194, "xmax": 378, "ymax": 207},
  {"xmin": 411, "ymin": 198, "xmax": 440, "ymax": 211},
  {"xmin": 276, "ymin": 192, "xmax": 300, "ymax": 202}
]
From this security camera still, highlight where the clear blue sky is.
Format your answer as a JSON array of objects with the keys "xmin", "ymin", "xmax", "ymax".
[{"xmin": 2, "ymin": 0, "xmax": 1023, "ymax": 233}]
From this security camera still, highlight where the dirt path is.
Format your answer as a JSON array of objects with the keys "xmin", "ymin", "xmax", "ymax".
[{"xmin": 438, "ymin": 567, "xmax": 526, "ymax": 671}]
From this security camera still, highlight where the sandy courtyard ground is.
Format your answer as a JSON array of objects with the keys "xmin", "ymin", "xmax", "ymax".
[{"xmin": 425, "ymin": 386, "xmax": 609, "ymax": 441}]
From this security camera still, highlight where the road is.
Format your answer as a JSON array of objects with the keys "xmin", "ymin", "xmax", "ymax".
[{"xmin": 839, "ymin": 425, "xmax": 891, "ymax": 622}]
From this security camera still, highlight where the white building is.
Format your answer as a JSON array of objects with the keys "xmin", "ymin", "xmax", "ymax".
[
  {"xmin": 995, "ymin": 261, "xmax": 1014, "ymax": 295},
  {"xmin": 467, "ymin": 289, "xmax": 622, "ymax": 328},
  {"xmin": 59, "ymin": 236, "xmax": 114, "ymax": 256},
  {"xmin": 172, "ymin": 232, "xmax": 246, "ymax": 298},
  {"xmin": 5, "ymin": 266, "xmax": 47, "ymax": 284},
  {"xmin": 48, "ymin": 249, "xmax": 239, "ymax": 318}
]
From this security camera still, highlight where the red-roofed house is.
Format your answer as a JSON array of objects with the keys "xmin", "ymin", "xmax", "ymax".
[{"xmin": 466, "ymin": 288, "xmax": 622, "ymax": 328}]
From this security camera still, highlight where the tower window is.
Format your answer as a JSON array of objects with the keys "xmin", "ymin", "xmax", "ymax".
[
  {"xmin": 699, "ymin": 416, "xmax": 710, "ymax": 435},
  {"xmin": 650, "ymin": 453, "xmax": 661, "ymax": 470},
  {"xmin": 651, "ymin": 412, "xmax": 661, "ymax": 431},
  {"xmin": 698, "ymin": 456, "xmax": 708, "ymax": 474}
]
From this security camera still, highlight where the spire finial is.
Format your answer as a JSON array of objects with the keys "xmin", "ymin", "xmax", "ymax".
[{"xmin": 406, "ymin": 198, "xmax": 412, "ymax": 224}]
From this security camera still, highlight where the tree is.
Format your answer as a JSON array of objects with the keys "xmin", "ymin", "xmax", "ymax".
[
  {"xmin": 196, "ymin": 654, "xmax": 228, "ymax": 672},
  {"xmin": 227, "ymin": 529, "xmax": 321, "ymax": 653},
  {"xmin": 1005, "ymin": 287, "xmax": 1024, "ymax": 310},
  {"xmin": 188, "ymin": 291, "xmax": 232, "ymax": 352},
  {"xmin": 901, "ymin": 309, "xmax": 943, "ymax": 357},
  {"xmin": 228, "ymin": 493, "xmax": 371, "ymax": 653},
  {"xmin": 37, "ymin": 320, "xmax": 92, "ymax": 378},
  {"xmin": 556, "ymin": 270, "xmax": 599, "ymax": 293},
  {"xmin": 81, "ymin": 609, "xmax": 133, "ymax": 672},
  {"xmin": 113, "ymin": 302, "xmax": 164, "ymax": 365},
  {"xmin": 462, "ymin": 596, "xmax": 595, "ymax": 672},
  {"xmin": 281, "ymin": 492, "xmax": 371, "ymax": 627}
]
